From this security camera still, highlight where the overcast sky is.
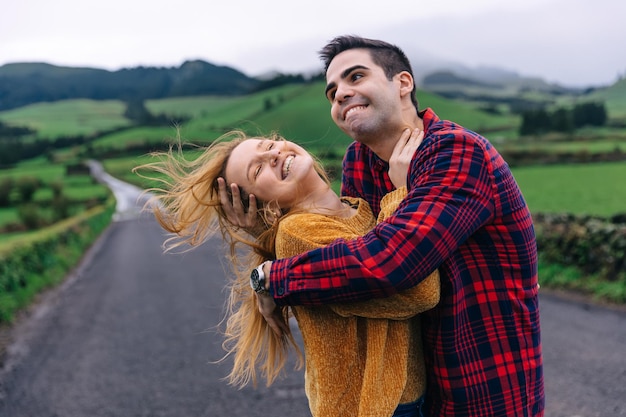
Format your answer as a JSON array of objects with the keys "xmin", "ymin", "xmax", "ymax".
[{"xmin": 2, "ymin": 0, "xmax": 624, "ymax": 87}]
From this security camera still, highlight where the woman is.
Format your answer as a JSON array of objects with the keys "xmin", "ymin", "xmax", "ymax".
[{"xmin": 135, "ymin": 129, "xmax": 439, "ymax": 417}]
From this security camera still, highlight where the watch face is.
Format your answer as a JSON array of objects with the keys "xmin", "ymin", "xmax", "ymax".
[{"xmin": 250, "ymin": 268, "xmax": 260, "ymax": 290}]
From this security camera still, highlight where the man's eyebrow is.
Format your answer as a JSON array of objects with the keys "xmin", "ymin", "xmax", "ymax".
[
  {"xmin": 324, "ymin": 82, "xmax": 336, "ymax": 98},
  {"xmin": 324, "ymin": 65, "xmax": 369, "ymax": 97}
]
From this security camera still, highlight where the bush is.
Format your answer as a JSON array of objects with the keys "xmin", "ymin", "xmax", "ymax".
[
  {"xmin": 535, "ymin": 212, "xmax": 626, "ymax": 302},
  {"xmin": 18, "ymin": 203, "xmax": 42, "ymax": 230},
  {"xmin": 51, "ymin": 195, "xmax": 71, "ymax": 221},
  {"xmin": 0, "ymin": 177, "xmax": 14, "ymax": 207},
  {"xmin": 0, "ymin": 202, "xmax": 115, "ymax": 324},
  {"xmin": 15, "ymin": 176, "xmax": 41, "ymax": 202}
]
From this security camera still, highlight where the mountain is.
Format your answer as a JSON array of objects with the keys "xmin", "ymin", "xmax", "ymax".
[
  {"xmin": 246, "ymin": 39, "xmax": 587, "ymax": 97},
  {"xmin": 0, "ymin": 53, "xmax": 598, "ymax": 114},
  {"xmin": 420, "ymin": 66, "xmax": 583, "ymax": 95},
  {"xmin": 0, "ymin": 61, "xmax": 261, "ymax": 111}
]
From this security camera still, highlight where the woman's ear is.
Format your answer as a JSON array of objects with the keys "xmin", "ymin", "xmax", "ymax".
[{"xmin": 264, "ymin": 201, "xmax": 283, "ymax": 225}]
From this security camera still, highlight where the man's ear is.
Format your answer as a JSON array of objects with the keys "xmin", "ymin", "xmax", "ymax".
[{"xmin": 397, "ymin": 71, "xmax": 414, "ymax": 98}]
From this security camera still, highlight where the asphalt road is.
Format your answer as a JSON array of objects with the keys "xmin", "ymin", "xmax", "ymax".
[{"xmin": 0, "ymin": 167, "xmax": 624, "ymax": 417}]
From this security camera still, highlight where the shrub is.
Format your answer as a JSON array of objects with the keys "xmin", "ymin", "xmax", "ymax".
[
  {"xmin": 15, "ymin": 176, "xmax": 41, "ymax": 202},
  {"xmin": 535, "ymin": 212, "xmax": 626, "ymax": 302},
  {"xmin": 0, "ymin": 202, "xmax": 115, "ymax": 323},
  {"xmin": 18, "ymin": 203, "xmax": 42, "ymax": 230},
  {"xmin": 0, "ymin": 177, "xmax": 14, "ymax": 207}
]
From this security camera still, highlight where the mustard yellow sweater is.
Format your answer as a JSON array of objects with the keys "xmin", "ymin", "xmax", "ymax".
[{"xmin": 275, "ymin": 189, "xmax": 440, "ymax": 417}]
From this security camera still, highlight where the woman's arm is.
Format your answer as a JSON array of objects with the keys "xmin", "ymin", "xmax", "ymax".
[{"xmin": 330, "ymin": 271, "xmax": 440, "ymax": 319}]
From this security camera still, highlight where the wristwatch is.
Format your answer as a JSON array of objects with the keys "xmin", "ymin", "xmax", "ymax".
[{"xmin": 250, "ymin": 261, "xmax": 270, "ymax": 295}]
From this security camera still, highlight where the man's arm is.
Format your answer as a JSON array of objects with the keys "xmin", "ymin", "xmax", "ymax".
[{"xmin": 269, "ymin": 132, "xmax": 496, "ymax": 307}]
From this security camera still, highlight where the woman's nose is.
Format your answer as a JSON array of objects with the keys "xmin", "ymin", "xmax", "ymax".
[{"xmin": 264, "ymin": 149, "xmax": 280, "ymax": 165}]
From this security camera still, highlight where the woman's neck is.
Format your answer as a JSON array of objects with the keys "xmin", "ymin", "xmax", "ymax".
[{"xmin": 297, "ymin": 187, "xmax": 356, "ymax": 218}]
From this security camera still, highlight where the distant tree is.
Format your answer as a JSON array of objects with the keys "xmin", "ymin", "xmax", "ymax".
[
  {"xmin": 50, "ymin": 180, "xmax": 64, "ymax": 198},
  {"xmin": 520, "ymin": 109, "xmax": 551, "ymax": 135},
  {"xmin": 0, "ymin": 120, "xmax": 35, "ymax": 137},
  {"xmin": 573, "ymin": 102, "xmax": 607, "ymax": 128},
  {"xmin": 18, "ymin": 203, "xmax": 41, "ymax": 230},
  {"xmin": 51, "ymin": 193, "xmax": 71, "ymax": 221},
  {"xmin": 124, "ymin": 99, "xmax": 153, "ymax": 124},
  {"xmin": 0, "ymin": 177, "xmax": 14, "ymax": 207},
  {"xmin": 520, "ymin": 102, "xmax": 607, "ymax": 135},
  {"xmin": 254, "ymin": 73, "xmax": 306, "ymax": 92},
  {"xmin": 551, "ymin": 108, "xmax": 574, "ymax": 133},
  {"xmin": 480, "ymin": 104, "xmax": 501, "ymax": 115},
  {"xmin": 15, "ymin": 176, "xmax": 40, "ymax": 202}
]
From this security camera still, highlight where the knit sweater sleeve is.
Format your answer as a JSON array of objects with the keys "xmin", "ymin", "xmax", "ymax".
[
  {"xmin": 275, "ymin": 191, "xmax": 440, "ymax": 320},
  {"xmin": 331, "ymin": 187, "xmax": 441, "ymax": 320}
]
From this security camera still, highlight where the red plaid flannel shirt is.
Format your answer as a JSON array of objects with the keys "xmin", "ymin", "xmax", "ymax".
[{"xmin": 270, "ymin": 108, "xmax": 544, "ymax": 416}]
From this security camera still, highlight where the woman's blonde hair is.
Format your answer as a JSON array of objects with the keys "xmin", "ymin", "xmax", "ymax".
[{"xmin": 134, "ymin": 130, "xmax": 330, "ymax": 387}]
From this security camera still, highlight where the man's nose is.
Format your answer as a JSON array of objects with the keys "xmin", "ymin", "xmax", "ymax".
[{"xmin": 334, "ymin": 83, "xmax": 352, "ymax": 103}]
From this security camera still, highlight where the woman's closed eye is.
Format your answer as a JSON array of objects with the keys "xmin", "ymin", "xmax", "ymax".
[{"xmin": 254, "ymin": 141, "xmax": 277, "ymax": 178}]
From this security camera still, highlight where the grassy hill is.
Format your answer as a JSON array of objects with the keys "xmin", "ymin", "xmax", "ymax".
[
  {"xmin": 0, "ymin": 99, "xmax": 131, "ymax": 138},
  {"xmin": 1, "ymin": 78, "xmax": 625, "ymax": 323},
  {"xmin": 586, "ymin": 78, "xmax": 626, "ymax": 120},
  {"xmin": 1, "ymin": 80, "xmax": 625, "ymax": 231},
  {"xmin": 144, "ymin": 81, "xmax": 521, "ymax": 148}
]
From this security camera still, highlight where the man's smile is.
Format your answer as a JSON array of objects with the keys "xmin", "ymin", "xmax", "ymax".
[{"xmin": 343, "ymin": 105, "xmax": 368, "ymax": 121}]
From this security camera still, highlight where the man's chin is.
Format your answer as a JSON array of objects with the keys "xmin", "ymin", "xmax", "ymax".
[
  {"xmin": 343, "ymin": 122, "xmax": 366, "ymax": 140},
  {"xmin": 347, "ymin": 125, "xmax": 370, "ymax": 141}
]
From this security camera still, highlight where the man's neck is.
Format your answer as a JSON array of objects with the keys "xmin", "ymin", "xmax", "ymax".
[{"xmin": 369, "ymin": 117, "xmax": 424, "ymax": 162}]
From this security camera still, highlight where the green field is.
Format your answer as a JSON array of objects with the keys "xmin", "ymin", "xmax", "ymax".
[
  {"xmin": 1, "ymin": 79, "xmax": 626, "ymax": 313},
  {"xmin": 584, "ymin": 78, "xmax": 626, "ymax": 120},
  {"xmin": 0, "ymin": 99, "xmax": 131, "ymax": 138},
  {"xmin": 512, "ymin": 162, "xmax": 626, "ymax": 217},
  {"xmin": 2, "ymin": 80, "xmax": 626, "ymax": 239}
]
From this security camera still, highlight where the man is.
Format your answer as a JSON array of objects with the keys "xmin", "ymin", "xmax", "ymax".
[{"xmin": 220, "ymin": 35, "xmax": 544, "ymax": 416}]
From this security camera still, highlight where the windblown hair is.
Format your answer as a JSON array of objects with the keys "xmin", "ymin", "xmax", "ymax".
[
  {"xmin": 134, "ymin": 130, "xmax": 331, "ymax": 388},
  {"xmin": 318, "ymin": 34, "xmax": 420, "ymax": 112}
]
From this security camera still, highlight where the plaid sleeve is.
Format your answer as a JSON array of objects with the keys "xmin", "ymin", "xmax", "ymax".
[{"xmin": 270, "ymin": 129, "xmax": 496, "ymax": 306}]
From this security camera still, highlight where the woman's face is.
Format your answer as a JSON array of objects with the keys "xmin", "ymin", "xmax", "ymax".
[{"xmin": 224, "ymin": 138, "xmax": 319, "ymax": 209}]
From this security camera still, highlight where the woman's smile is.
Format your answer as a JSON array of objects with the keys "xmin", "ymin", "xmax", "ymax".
[{"xmin": 282, "ymin": 155, "xmax": 294, "ymax": 179}]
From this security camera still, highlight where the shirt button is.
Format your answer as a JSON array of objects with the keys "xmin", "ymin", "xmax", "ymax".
[{"xmin": 277, "ymin": 287, "xmax": 284, "ymax": 295}]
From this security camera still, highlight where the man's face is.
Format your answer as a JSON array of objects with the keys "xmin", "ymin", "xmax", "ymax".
[{"xmin": 325, "ymin": 49, "xmax": 402, "ymax": 146}]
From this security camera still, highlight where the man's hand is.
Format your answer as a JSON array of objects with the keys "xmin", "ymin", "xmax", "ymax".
[
  {"xmin": 255, "ymin": 292, "xmax": 289, "ymax": 337},
  {"xmin": 388, "ymin": 128, "xmax": 424, "ymax": 189},
  {"xmin": 254, "ymin": 261, "xmax": 289, "ymax": 336},
  {"xmin": 217, "ymin": 177, "xmax": 258, "ymax": 231}
]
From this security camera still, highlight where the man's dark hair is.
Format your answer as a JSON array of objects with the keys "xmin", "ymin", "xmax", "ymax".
[{"xmin": 318, "ymin": 35, "xmax": 419, "ymax": 111}]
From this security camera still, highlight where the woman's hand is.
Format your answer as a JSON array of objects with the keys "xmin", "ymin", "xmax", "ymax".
[
  {"xmin": 388, "ymin": 128, "xmax": 424, "ymax": 189},
  {"xmin": 217, "ymin": 177, "xmax": 259, "ymax": 232}
]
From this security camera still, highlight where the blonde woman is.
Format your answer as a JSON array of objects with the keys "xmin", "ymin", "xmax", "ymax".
[{"xmin": 135, "ymin": 129, "xmax": 439, "ymax": 417}]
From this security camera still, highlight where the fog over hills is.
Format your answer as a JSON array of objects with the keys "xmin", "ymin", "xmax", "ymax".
[{"xmin": 236, "ymin": 36, "xmax": 592, "ymax": 94}]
